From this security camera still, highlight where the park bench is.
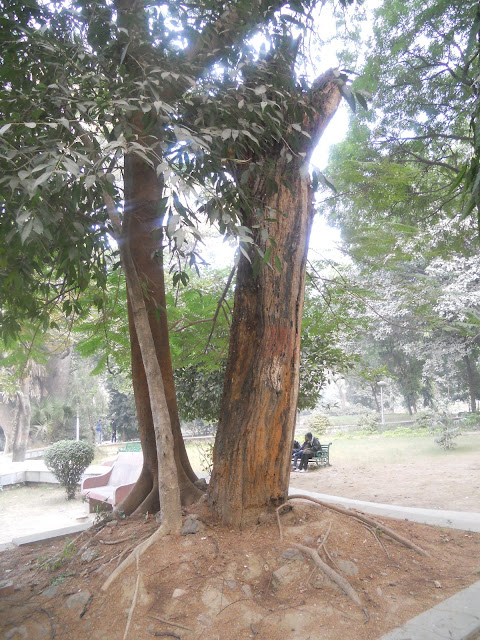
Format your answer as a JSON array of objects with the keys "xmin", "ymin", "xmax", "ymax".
[
  {"xmin": 81, "ymin": 452, "xmax": 143, "ymax": 512},
  {"xmin": 307, "ymin": 443, "xmax": 332, "ymax": 467},
  {"xmin": 117, "ymin": 441, "xmax": 142, "ymax": 453}
]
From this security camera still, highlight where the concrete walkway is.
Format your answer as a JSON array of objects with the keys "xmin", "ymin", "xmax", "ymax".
[{"xmin": 288, "ymin": 487, "xmax": 480, "ymax": 533}]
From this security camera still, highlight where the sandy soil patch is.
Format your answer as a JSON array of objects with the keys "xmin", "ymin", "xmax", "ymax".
[{"xmin": 291, "ymin": 444, "xmax": 480, "ymax": 511}]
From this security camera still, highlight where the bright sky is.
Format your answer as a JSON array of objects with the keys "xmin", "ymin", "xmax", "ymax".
[
  {"xmin": 199, "ymin": 0, "xmax": 379, "ymax": 269},
  {"xmin": 199, "ymin": 103, "xmax": 349, "ymax": 269}
]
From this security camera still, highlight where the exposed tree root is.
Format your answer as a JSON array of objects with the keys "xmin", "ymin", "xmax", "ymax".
[
  {"xmin": 98, "ymin": 536, "xmax": 132, "ymax": 546},
  {"xmin": 293, "ymin": 543, "xmax": 363, "ymax": 607},
  {"xmin": 102, "ymin": 523, "xmax": 168, "ymax": 591},
  {"xmin": 123, "ymin": 561, "xmax": 141, "ymax": 640},
  {"xmin": 288, "ymin": 494, "xmax": 430, "ymax": 557},
  {"xmin": 317, "ymin": 521, "xmax": 340, "ymax": 572}
]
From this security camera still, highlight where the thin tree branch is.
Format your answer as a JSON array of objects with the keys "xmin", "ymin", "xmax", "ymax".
[{"xmin": 204, "ymin": 265, "xmax": 236, "ymax": 353}]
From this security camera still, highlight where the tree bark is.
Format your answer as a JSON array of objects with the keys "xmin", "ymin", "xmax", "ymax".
[
  {"xmin": 110, "ymin": 0, "xmax": 293, "ymax": 519},
  {"xmin": 12, "ymin": 377, "xmax": 31, "ymax": 463},
  {"xmin": 118, "ymin": 152, "xmax": 200, "ymax": 516},
  {"xmin": 103, "ymin": 177, "xmax": 182, "ymax": 532},
  {"xmin": 209, "ymin": 71, "xmax": 342, "ymax": 527},
  {"xmin": 111, "ymin": 172, "xmax": 192, "ymax": 518},
  {"xmin": 112, "ymin": 150, "xmax": 200, "ymax": 519},
  {"xmin": 463, "ymin": 354, "xmax": 477, "ymax": 412}
]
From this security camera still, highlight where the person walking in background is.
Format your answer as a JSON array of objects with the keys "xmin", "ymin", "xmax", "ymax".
[{"xmin": 111, "ymin": 419, "xmax": 117, "ymax": 443}]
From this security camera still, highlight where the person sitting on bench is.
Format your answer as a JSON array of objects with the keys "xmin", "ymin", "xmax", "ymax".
[
  {"xmin": 292, "ymin": 439, "xmax": 301, "ymax": 469},
  {"xmin": 293, "ymin": 432, "xmax": 321, "ymax": 472}
]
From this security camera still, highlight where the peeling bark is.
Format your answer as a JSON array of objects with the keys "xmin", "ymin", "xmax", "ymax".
[{"xmin": 209, "ymin": 72, "xmax": 342, "ymax": 527}]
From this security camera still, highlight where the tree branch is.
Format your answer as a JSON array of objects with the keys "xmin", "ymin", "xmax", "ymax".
[
  {"xmin": 400, "ymin": 148, "xmax": 460, "ymax": 174},
  {"xmin": 204, "ymin": 265, "xmax": 236, "ymax": 353}
]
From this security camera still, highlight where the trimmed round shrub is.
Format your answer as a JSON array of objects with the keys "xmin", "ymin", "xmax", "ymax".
[
  {"xmin": 307, "ymin": 413, "xmax": 331, "ymax": 436},
  {"xmin": 414, "ymin": 409, "xmax": 435, "ymax": 430},
  {"xmin": 357, "ymin": 412, "xmax": 380, "ymax": 434},
  {"xmin": 44, "ymin": 440, "xmax": 95, "ymax": 500}
]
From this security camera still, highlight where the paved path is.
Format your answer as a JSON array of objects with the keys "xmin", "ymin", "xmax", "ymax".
[{"xmin": 288, "ymin": 487, "xmax": 480, "ymax": 532}]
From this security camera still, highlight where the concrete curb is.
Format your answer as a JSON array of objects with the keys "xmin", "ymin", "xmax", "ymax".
[
  {"xmin": 288, "ymin": 488, "xmax": 480, "ymax": 639},
  {"xmin": 379, "ymin": 579, "xmax": 480, "ymax": 640},
  {"xmin": 11, "ymin": 521, "xmax": 93, "ymax": 547},
  {"xmin": 288, "ymin": 488, "xmax": 480, "ymax": 532}
]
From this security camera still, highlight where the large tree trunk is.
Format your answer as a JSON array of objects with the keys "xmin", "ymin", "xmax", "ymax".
[
  {"xmin": 12, "ymin": 377, "xmax": 31, "ymax": 463},
  {"xmin": 209, "ymin": 71, "xmax": 342, "ymax": 527},
  {"xmin": 209, "ymin": 168, "xmax": 313, "ymax": 527}
]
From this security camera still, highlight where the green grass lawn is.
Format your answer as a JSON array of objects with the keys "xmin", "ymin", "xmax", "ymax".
[
  {"xmin": 184, "ymin": 433, "xmax": 480, "ymax": 474},
  {"xmin": 93, "ymin": 430, "xmax": 480, "ymax": 477},
  {"xmin": 319, "ymin": 433, "xmax": 480, "ymax": 467},
  {"xmin": 327, "ymin": 413, "xmax": 412, "ymax": 426}
]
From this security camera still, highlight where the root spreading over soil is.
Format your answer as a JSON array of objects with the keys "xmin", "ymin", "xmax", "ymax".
[{"xmin": 1, "ymin": 500, "xmax": 480, "ymax": 640}]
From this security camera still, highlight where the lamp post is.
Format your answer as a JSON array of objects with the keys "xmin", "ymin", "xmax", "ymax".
[{"xmin": 378, "ymin": 381, "xmax": 387, "ymax": 426}]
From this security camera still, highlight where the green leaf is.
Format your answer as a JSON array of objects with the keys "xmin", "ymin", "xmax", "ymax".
[
  {"xmin": 340, "ymin": 86, "xmax": 356, "ymax": 113},
  {"xmin": 239, "ymin": 245, "xmax": 251, "ymax": 263},
  {"xmin": 33, "ymin": 171, "xmax": 53, "ymax": 189}
]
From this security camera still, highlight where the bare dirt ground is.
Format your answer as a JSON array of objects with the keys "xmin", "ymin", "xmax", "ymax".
[
  {"xmin": 1, "ymin": 493, "xmax": 480, "ymax": 639},
  {"xmin": 1, "ymin": 437, "xmax": 480, "ymax": 640},
  {"xmin": 291, "ymin": 445, "xmax": 480, "ymax": 511}
]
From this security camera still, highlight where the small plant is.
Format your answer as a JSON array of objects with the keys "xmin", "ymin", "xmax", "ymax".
[
  {"xmin": 461, "ymin": 411, "xmax": 480, "ymax": 430},
  {"xmin": 93, "ymin": 507, "xmax": 117, "ymax": 528},
  {"xmin": 51, "ymin": 571, "xmax": 75, "ymax": 586},
  {"xmin": 307, "ymin": 413, "xmax": 331, "ymax": 436},
  {"xmin": 44, "ymin": 440, "xmax": 95, "ymax": 499},
  {"xmin": 429, "ymin": 412, "xmax": 461, "ymax": 450},
  {"xmin": 36, "ymin": 538, "xmax": 76, "ymax": 571},
  {"xmin": 357, "ymin": 412, "xmax": 380, "ymax": 434},
  {"xmin": 196, "ymin": 441, "xmax": 214, "ymax": 475},
  {"xmin": 414, "ymin": 409, "xmax": 435, "ymax": 430}
]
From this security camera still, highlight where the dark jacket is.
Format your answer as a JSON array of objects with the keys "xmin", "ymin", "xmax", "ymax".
[{"xmin": 303, "ymin": 437, "xmax": 321, "ymax": 452}]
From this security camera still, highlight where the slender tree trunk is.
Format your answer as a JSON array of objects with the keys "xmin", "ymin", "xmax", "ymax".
[
  {"xmin": 463, "ymin": 354, "xmax": 477, "ymax": 412},
  {"xmin": 0, "ymin": 402, "xmax": 15, "ymax": 454},
  {"xmin": 115, "ymin": 153, "xmax": 201, "ymax": 517},
  {"xmin": 372, "ymin": 385, "xmax": 380, "ymax": 412},
  {"xmin": 12, "ymin": 377, "xmax": 31, "ymax": 463},
  {"xmin": 209, "ymin": 71, "xmax": 342, "ymax": 527},
  {"xmin": 103, "ymin": 187, "xmax": 182, "ymax": 533},
  {"xmin": 334, "ymin": 377, "xmax": 347, "ymax": 412}
]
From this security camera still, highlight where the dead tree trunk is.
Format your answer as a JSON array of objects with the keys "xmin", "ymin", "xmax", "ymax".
[{"xmin": 209, "ymin": 71, "xmax": 342, "ymax": 527}]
